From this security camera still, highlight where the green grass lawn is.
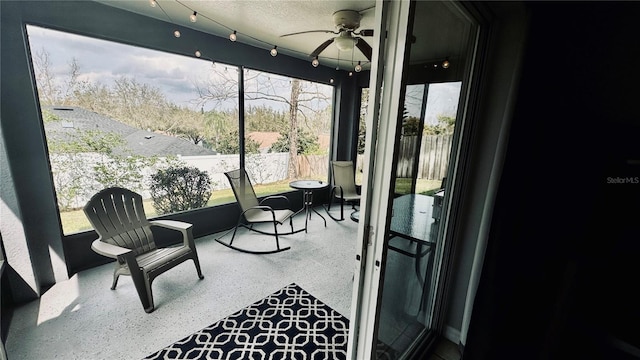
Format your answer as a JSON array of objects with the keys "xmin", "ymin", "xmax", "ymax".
[{"xmin": 395, "ymin": 178, "xmax": 443, "ymax": 195}]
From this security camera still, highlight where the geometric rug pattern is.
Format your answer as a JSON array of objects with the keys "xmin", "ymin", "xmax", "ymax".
[{"xmin": 144, "ymin": 283, "xmax": 349, "ymax": 360}]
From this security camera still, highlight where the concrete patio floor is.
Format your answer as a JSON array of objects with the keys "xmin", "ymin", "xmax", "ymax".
[{"xmin": 5, "ymin": 208, "xmax": 359, "ymax": 360}]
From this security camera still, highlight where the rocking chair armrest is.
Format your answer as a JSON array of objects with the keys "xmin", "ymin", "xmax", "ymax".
[
  {"xmin": 259, "ymin": 195, "xmax": 291, "ymax": 207},
  {"xmin": 91, "ymin": 239, "xmax": 133, "ymax": 259},
  {"xmin": 242, "ymin": 205, "xmax": 280, "ymax": 221},
  {"xmin": 243, "ymin": 205, "xmax": 275, "ymax": 213}
]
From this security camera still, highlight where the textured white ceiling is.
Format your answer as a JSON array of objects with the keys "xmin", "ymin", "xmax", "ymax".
[{"xmin": 98, "ymin": 0, "xmax": 377, "ymax": 70}]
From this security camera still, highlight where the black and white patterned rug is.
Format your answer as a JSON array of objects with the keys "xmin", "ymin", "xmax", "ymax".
[{"xmin": 144, "ymin": 283, "xmax": 349, "ymax": 360}]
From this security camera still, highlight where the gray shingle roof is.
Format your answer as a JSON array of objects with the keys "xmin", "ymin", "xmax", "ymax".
[{"xmin": 43, "ymin": 106, "xmax": 216, "ymax": 157}]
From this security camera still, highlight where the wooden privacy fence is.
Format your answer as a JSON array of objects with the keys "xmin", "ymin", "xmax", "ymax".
[
  {"xmin": 295, "ymin": 154, "xmax": 329, "ymax": 178},
  {"xmin": 397, "ymin": 134, "xmax": 453, "ymax": 180},
  {"xmin": 297, "ymin": 135, "xmax": 452, "ymax": 181}
]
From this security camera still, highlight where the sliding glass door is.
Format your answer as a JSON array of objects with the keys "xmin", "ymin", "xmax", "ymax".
[{"xmin": 350, "ymin": 1, "xmax": 482, "ymax": 358}]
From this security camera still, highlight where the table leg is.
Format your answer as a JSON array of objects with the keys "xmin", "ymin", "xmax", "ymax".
[
  {"xmin": 311, "ymin": 206, "xmax": 327, "ymax": 227},
  {"xmin": 302, "ymin": 189, "xmax": 327, "ymax": 232},
  {"xmin": 304, "ymin": 190, "xmax": 310, "ymax": 232}
]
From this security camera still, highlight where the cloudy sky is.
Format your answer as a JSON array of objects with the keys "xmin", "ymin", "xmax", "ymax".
[
  {"xmin": 26, "ymin": 24, "xmax": 226, "ymax": 111},
  {"xmin": 26, "ymin": 24, "xmax": 459, "ymax": 122}
]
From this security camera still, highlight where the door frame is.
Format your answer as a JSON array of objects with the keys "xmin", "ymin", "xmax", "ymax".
[
  {"xmin": 347, "ymin": 1, "xmax": 413, "ymax": 358},
  {"xmin": 347, "ymin": 1, "xmax": 491, "ymax": 358}
]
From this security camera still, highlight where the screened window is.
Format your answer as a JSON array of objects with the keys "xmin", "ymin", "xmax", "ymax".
[
  {"xmin": 243, "ymin": 69, "xmax": 333, "ymax": 195},
  {"xmin": 26, "ymin": 25, "xmax": 334, "ymax": 235}
]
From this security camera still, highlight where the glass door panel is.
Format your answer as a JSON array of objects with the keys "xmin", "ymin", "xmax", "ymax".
[{"xmin": 374, "ymin": 1, "xmax": 478, "ymax": 358}]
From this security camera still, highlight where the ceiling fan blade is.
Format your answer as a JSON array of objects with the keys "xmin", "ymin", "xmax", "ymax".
[
  {"xmin": 280, "ymin": 30, "xmax": 339, "ymax": 37},
  {"xmin": 310, "ymin": 38, "xmax": 335, "ymax": 58},
  {"xmin": 355, "ymin": 38, "xmax": 373, "ymax": 61},
  {"xmin": 358, "ymin": 5, "xmax": 375, "ymax": 14},
  {"xmin": 356, "ymin": 29, "xmax": 374, "ymax": 37}
]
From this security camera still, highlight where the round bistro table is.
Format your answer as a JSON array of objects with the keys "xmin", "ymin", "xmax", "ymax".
[{"xmin": 289, "ymin": 180, "xmax": 329, "ymax": 232}]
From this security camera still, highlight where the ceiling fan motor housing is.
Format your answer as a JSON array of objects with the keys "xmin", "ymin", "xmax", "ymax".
[{"xmin": 332, "ymin": 10, "xmax": 362, "ymax": 31}]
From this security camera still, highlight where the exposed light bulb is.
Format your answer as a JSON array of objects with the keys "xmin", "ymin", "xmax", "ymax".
[
  {"xmin": 442, "ymin": 59, "xmax": 450, "ymax": 68},
  {"xmin": 149, "ymin": 0, "xmax": 157, "ymax": 7},
  {"xmin": 330, "ymin": 78, "xmax": 334, "ymax": 84},
  {"xmin": 174, "ymin": 30, "xmax": 181, "ymax": 38},
  {"xmin": 190, "ymin": 11, "xmax": 197, "ymax": 23},
  {"xmin": 270, "ymin": 46, "xmax": 278, "ymax": 57},
  {"xmin": 349, "ymin": 72, "xmax": 353, "ymax": 76},
  {"xmin": 195, "ymin": 50, "xmax": 201, "ymax": 57},
  {"xmin": 229, "ymin": 31, "xmax": 237, "ymax": 42},
  {"xmin": 312, "ymin": 57, "xmax": 319, "ymax": 67},
  {"xmin": 355, "ymin": 61, "xmax": 362, "ymax": 72}
]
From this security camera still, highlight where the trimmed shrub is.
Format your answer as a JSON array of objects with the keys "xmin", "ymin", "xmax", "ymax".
[{"xmin": 150, "ymin": 166, "xmax": 212, "ymax": 215}]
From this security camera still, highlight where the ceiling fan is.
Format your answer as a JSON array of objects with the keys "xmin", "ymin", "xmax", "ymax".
[{"xmin": 280, "ymin": 9, "xmax": 374, "ymax": 61}]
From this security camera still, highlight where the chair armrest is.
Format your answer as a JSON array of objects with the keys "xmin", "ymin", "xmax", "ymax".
[
  {"xmin": 259, "ymin": 195, "xmax": 291, "ymax": 207},
  {"xmin": 150, "ymin": 219, "xmax": 192, "ymax": 231},
  {"xmin": 149, "ymin": 219, "xmax": 195, "ymax": 249},
  {"xmin": 245, "ymin": 205, "xmax": 275, "ymax": 212},
  {"xmin": 242, "ymin": 205, "xmax": 277, "ymax": 222},
  {"xmin": 91, "ymin": 239, "xmax": 132, "ymax": 259}
]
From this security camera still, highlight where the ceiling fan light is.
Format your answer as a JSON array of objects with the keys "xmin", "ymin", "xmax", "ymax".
[{"xmin": 334, "ymin": 35, "xmax": 356, "ymax": 51}]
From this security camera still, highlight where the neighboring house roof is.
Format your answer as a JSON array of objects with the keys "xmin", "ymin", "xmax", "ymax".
[
  {"xmin": 248, "ymin": 131, "xmax": 281, "ymax": 152},
  {"xmin": 43, "ymin": 106, "xmax": 216, "ymax": 157},
  {"xmin": 248, "ymin": 131, "xmax": 331, "ymax": 153}
]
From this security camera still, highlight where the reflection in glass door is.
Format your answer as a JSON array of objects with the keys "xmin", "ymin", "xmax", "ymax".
[{"xmin": 374, "ymin": 2, "xmax": 478, "ymax": 358}]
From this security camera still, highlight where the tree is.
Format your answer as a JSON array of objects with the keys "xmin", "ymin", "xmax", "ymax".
[
  {"xmin": 109, "ymin": 77, "xmax": 173, "ymax": 131},
  {"xmin": 33, "ymin": 48, "xmax": 83, "ymax": 106},
  {"xmin": 424, "ymin": 114, "xmax": 456, "ymax": 135},
  {"xmin": 33, "ymin": 48, "xmax": 58, "ymax": 105},
  {"xmin": 402, "ymin": 116, "xmax": 421, "ymax": 136},
  {"xmin": 358, "ymin": 88, "xmax": 369, "ymax": 155},
  {"xmin": 214, "ymin": 129, "xmax": 260, "ymax": 154},
  {"xmin": 194, "ymin": 67, "xmax": 332, "ymax": 177},
  {"xmin": 288, "ymin": 79, "xmax": 301, "ymax": 178},
  {"xmin": 270, "ymin": 128, "xmax": 320, "ymax": 155},
  {"xmin": 245, "ymin": 105, "xmax": 288, "ymax": 132},
  {"xmin": 168, "ymin": 106, "xmax": 208, "ymax": 145}
]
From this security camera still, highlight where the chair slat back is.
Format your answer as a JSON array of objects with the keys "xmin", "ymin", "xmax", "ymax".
[
  {"xmin": 332, "ymin": 161, "xmax": 357, "ymax": 193},
  {"xmin": 84, "ymin": 187, "xmax": 156, "ymax": 255},
  {"xmin": 224, "ymin": 169, "xmax": 259, "ymax": 212}
]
